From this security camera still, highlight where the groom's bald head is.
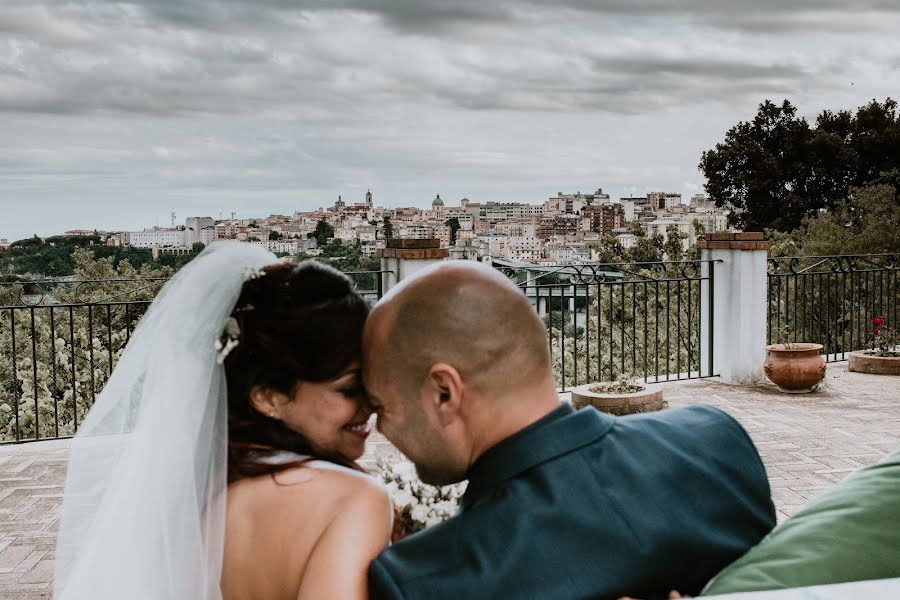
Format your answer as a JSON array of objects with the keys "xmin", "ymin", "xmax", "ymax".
[
  {"xmin": 362, "ymin": 261, "xmax": 555, "ymax": 485},
  {"xmin": 367, "ymin": 261, "xmax": 550, "ymax": 399}
]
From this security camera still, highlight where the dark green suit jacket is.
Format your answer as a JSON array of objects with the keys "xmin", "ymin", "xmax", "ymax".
[{"xmin": 369, "ymin": 404, "xmax": 775, "ymax": 600}]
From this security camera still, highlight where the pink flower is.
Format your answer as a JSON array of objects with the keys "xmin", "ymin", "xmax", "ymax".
[{"xmin": 873, "ymin": 315, "xmax": 886, "ymax": 335}]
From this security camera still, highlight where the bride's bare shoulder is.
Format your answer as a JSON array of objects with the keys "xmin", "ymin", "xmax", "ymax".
[
  {"xmin": 280, "ymin": 464, "xmax": 387, "ymax": 500},
  {"xmin": 231, "ymin": 463, "xmax": 389, "ymax": 514}
]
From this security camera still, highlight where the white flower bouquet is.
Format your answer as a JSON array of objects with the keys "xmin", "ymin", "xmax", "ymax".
[{"xmin": 374, "ymin": 456, "xmax": 468, "ymax": 540}]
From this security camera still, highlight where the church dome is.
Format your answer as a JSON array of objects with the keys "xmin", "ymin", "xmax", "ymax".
[{"xmin": 432, "ymin": 194, "xmax": 445, "ymax": 207}]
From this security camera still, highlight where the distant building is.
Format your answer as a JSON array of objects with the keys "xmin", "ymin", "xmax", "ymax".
[
  {"xmin": 127, "ymin": 228, "xmax": 188, "ymax": 248},
  {"xmin": 647, "ymin": 192, "xmax": 682, "ymax": 211},
  {"xmin": 545, "ymin": 189, "xmax": 610, "ymax": 215},
  {"xmin": 690, "ymin": 194, "xmax": 716, "ymax": 210},
  {"xmin": 581, "ymin": 203, "xmax": 625, "ymax": 236},
  {"xmin": 507, "ymin": 236, "xmax": 543, "ymax": 262},
  {"xmin": 0, "ymin": 239, "xmax": 10, "ymax": 251},
  {"xmin": 538, "ymin": 216, "xmax": 580, "ymax": 239},
  {"xmin": 185, "ymin": 217, "xmax": 216, "ymax": 246}
]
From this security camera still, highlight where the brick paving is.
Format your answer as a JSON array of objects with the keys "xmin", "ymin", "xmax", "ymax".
[{"xmin": 0, "ymin": 362, "xmax": 898, "ymax": 596}]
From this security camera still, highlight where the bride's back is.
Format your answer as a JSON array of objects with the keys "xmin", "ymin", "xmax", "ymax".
[{"xmin": 222, "ymin": 464, "xmax": 391, "ymax": 600}]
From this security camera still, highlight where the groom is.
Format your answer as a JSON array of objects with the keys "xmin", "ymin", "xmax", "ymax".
[{"xmin": 362, "ymin": 262, "xmax": 775, "ymax": 599}]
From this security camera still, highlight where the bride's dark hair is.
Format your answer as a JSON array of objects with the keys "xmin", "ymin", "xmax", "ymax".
[{"xmin": 223, "ymin": 260, "xmax": 369, "ymax": 483}]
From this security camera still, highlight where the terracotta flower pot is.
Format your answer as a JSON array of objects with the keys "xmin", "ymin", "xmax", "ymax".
[
  {"xmin": 848, "ymin": 351, "xmax": 900, "ymax": 375},
  {"xmin": 571, "ymin": 382, "xmax": 664, "ymax": 416},
  {"xmin": 763, "ymin": 343, "xmax": 826, "ymax": 393}
]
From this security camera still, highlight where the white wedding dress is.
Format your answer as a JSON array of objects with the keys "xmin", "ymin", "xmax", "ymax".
[{"xmin": 54, "ymin": 243, "xmax": 279, "ymax": 600}]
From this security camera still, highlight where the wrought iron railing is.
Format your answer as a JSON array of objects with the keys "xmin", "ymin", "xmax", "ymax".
[
  {"xmin": 0, "ymin": 270, "xmax": 390, "ymax": 444},
  {"xmin": 767, "ymin": 254, "xmax": 899, "ymax": 361},
  {"xmin": 494, "ymin": 260, "xmax": 719, "ymax": 390}
]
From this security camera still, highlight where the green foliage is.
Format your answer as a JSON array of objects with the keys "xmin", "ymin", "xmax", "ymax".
[
  {"xmin": 313, "ymin": 240, "xmax": 381, "ymax": 291},
  {"xmin": 547, "ymin": 277, "xmax": 703, "ymax": 388},
  {"xmin": 268, "ymin": 231, "xmax": 283, "ymax": 241},
  {"xmin": 588, "ymin": 237, "xmax": 628, "ymax": 266},
  {"xmin": 701, "ymin": 98, "xmax": 900, "ymax": 231},
  {"xmin": 0, "ymin": 250, "xmax": 172, "ymax": 441},
  {"xmin": 630, "ymin": 233, "xmax": 665, "ymax": 263},
  {"xmin": 588, "ymin": 232, "xmax": 676, "ymax": 266},
  {"xmin": 0, "ymin": 235, "xmax": 201, "ymax": 277},
  {"xmin": 308, "ymin": 219, "xmax": 335, "ymax": 247},
  {"xmin": 663, "ymin": 225, "xmax": 688, "ymax": 262},
  {"xmin": 627, "ymin": 221, "xmax": 645, "ymax": 237},
  {"xmin": 382, "ymin": 216, "xmax": 394, "ymax": 240},
  {"xmin": 793, "ymin": 185, "xmax": 900, "ymax": 256}
]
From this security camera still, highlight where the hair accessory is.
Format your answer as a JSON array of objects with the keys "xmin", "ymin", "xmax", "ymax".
[
  {"xmin": 246, "ymin": 267, "xmax": 268, "ymax": 280},
  {"xmin": 215, "ymin": 317, "xmax": 241, "ymax": 364},
  {"xmin": 215, "ymin": 266, "xmax": 272, "ymax": 363}
]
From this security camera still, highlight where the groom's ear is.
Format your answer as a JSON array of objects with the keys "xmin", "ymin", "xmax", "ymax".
[{"xmin": 426, "ymin": 363, "xmax": 463, "ymax": 426}]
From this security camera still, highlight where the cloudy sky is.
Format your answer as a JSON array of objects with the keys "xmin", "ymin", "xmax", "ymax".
[{"xmin": 2, "ymin": 1, "xmax": 899, "ymax": 241}]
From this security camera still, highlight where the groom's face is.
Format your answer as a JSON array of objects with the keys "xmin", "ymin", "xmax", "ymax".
[{"xmin": 363, "ymin": 321, "xmax": 466, "ymax": 486}]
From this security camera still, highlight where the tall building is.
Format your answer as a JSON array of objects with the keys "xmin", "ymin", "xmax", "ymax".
[
  {"xmin": 581, "ymin": 203, "xmax": 625, "ymax": 236},
  {"xmin": 185, "ymin": 217, "xmax": 216, "ymax": 246}
]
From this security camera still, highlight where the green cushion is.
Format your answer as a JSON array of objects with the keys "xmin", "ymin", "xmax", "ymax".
[{"xmin": 702, "ymin": 448, "xmax": 900, "ymax": 595}]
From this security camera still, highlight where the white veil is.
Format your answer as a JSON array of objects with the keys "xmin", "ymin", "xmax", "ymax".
[{"xmin": 54, "ymin": 243, "xmax": 277, "ymax": 600}]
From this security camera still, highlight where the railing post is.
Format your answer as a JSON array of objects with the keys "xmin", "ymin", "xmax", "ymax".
[
  {"xmin": 378, "ymin": 239, "xmax": 449, "ymax": 295},
  {"xmin": 699, "ymin": 233, "xmax": 771, "ymax": 384}
]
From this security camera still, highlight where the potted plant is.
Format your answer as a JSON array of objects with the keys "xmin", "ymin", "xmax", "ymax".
[
  {"xmin": 763, "ymin": 329, "xmax": 826, "ymax": 393},
  {"xmin": 571, "ymin": 375, "xmax": 664, "ymax": 416},
  {"xmin": 849, "ymin": 316, "xmax": 900, "ymax": 375}
]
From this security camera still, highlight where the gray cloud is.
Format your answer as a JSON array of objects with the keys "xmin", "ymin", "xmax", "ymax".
[
  {"xmin": 1, "ymin": 0, "xmax": 899, "ymax": 241},
  {"xmin": 73, "ymin": 1, "xmax": 900, "ymax": 34},
  {"xmin": 0, "ymin": 1, "xmax": 849, "ymax": 118}
]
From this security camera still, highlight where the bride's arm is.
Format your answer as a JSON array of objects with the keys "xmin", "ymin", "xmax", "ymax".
[{"xmin": 297, "ymin": 483, "xmax": 392, "ymax": 600}]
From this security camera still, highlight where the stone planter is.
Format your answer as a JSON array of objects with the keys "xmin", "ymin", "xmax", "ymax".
[
  {"xmin": 571, "ymin": 382, "xmax": 664, "ymax": 416},
  {"xmin": 763, "ymin": 343, "xmax": 826, "ymax": 393},
  {"xmin": 849, "ymin": 351, "xmax": 900, "ymax": 376}
]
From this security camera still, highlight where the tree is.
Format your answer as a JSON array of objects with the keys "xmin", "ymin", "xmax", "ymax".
[
  {"xmin": 192, "ymin": 242, "xmax": 206, "ymax": 254},
  {"xmin": 627, "ymin": 221, "xmax": 645, "ymax": 237},
  {"xmin": 588, "ymin": 236, "xmax": 627, "ymax": 265},
  {"xmin": 0, "ymin": 249, "xmax": 173, "ymax": 441},
  {"xmin": 701, "ymin": 98, "xmax": 900, "ymax": 232},
  {"xmin": 630, "ymin": 233, "xmax": 665, "ymax": 263},
  {"xmin": 382, "ymin": 217, "xmax": 394, "ymax": 240},
  {"xmin": 692, "ymin": 220, "xmax": 706, "ymax": 239},
  {"xmin": 792, "ymin": 184, "xmax": 900, "ymax": 256},
  {"xmin": 308, "ymin": 219, "xmax": 334, "ymax": 247},
  {"xmin": 268, "ymin": 231, "xmax": 283, "ymax": 241},
  {"xmin": 663, "ymin": 225, "xmax": 688, "ymax": 261},
  {"xmin": 700, "ymin": 100, "xmax": 821, "ymax": 231},
  {"xmin": 445, "ymin": 217, "xmax": 461, "ymax": 246}
]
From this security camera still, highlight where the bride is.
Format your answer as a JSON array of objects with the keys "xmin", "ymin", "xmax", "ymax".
[{"xmin": 53, "ymin": 243, "xmax": 393, "ymax": 599}]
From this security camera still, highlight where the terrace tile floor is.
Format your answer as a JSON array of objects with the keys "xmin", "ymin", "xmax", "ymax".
[{"xmin": 0, "ymin": 362, "xmax": 898, "ymax": 597}]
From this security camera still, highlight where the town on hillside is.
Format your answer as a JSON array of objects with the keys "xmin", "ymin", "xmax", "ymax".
[{"xmin": 17, "ymin": 189, "xmax": 730, "ymax": 265}]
